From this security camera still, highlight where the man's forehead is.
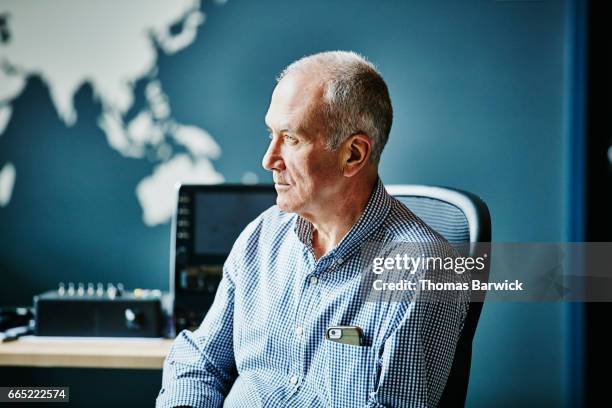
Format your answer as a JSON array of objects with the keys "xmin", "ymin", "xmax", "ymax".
[{"xmin": 265, "ymin": 73, "xmax": 323, "ymax": 131}]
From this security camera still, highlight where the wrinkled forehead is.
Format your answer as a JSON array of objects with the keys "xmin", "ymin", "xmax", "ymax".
[{"xmin": 265, "ymin": 73, "xmax": 325, "ymax": 133}]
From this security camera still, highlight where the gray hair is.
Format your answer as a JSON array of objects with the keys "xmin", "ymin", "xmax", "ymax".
[{"xmin": 277, "ymin": 51, "xmax": 393, "ymax": 165}]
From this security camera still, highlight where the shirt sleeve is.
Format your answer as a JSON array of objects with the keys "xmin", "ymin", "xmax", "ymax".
[
  {"xmin": 156, "ymin": 261, "xmax": 238, "ymax": 408},
  {"xmin": 366, "ymin": 277, "xmax": 469, "ymax": 407}
]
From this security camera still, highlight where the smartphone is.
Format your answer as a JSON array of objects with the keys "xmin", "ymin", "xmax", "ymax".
[{"xmin": 325, "ymin": 325, "xmax": 363, "ymax": 346}]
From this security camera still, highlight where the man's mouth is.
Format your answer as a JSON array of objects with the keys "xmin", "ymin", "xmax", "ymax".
[
  {"xmin": 273, "ymin": 173, "xmax": 290, "ymax": 188},
  {"xmin": 274, "ymin": 181, "xmax": 291, "ymax": 190},
  {"xmin": 273, "ymin": 177, "xmax": 290, "ymax": 186}
]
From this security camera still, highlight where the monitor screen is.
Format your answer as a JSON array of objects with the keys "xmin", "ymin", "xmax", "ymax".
[{"xmin": 193, "ymin": 191, "xmax": 277, "ymax": 256}]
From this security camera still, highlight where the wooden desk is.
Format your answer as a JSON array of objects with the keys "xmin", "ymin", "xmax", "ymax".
[{"xmin": 0, "ymin": 336, "xmax": 173, "ymax": 369}]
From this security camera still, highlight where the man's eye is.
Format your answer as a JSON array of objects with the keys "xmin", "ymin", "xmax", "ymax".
[{"xmin": 283, "ymin": 134, "xmax": 297, "ymax": 143}]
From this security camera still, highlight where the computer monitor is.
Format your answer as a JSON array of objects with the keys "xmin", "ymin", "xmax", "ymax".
[{"xmin": 170, "ymin": 184, "xmax": 277, "ymax": 334}]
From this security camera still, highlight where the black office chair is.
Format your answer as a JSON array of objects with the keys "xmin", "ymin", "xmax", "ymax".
[{"xmin": 386, "ymin": 185, "xmax": 491, "ymax": 408}]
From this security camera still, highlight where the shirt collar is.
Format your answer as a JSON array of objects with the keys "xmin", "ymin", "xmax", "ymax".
[{"xmin": 294, "ymin": 177, "xmax": 393, "ymax": 264}]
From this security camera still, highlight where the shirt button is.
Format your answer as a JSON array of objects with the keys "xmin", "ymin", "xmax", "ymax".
[
  {"xmin": 310, "ymin": 276, "xmax": 318, "ymax": 285},
  {"xmin": 290, "ymin": 375, "xmax": 299, "ymax": 385},
  {"xmin": 295, "ymin": 326, "xmax": 303, "ymax": 336}
]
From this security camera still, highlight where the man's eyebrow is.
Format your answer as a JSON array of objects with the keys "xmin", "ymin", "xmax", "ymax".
[{"xmin": 266, "ymin": 124, "xmax": 294, "ymax": 134}]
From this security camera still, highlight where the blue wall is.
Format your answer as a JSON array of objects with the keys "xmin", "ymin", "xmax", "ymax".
[{"xmin": 0, "ymin": 1, "xmax": 571, "ymax": 406}]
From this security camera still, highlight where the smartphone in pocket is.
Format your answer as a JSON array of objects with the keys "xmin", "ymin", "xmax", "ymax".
[{"xmin": 325, "ymin": 325, "xmax": 363, "ymax": 346}]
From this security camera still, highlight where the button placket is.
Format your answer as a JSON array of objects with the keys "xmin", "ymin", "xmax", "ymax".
[{"xmin": 292, "ymin": 266, "xmax": 317, "ymax": 384}]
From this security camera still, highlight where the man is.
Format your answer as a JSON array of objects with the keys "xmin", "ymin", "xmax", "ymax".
[{"xmin": 157, "ymin": 51, "xmax": 467, "ymax": 407}]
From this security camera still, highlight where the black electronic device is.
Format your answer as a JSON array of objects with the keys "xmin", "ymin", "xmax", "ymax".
[
  {"xmin": 0, "ymin": 306, "xmax": 33, "ymax": 331},
  {"xmin": 171, "ymin": 184, "xmax": 276, "ymax": 335},
  {"xmin": 34, "ymin": 282, "xmax": 170, "ymax": 337}
]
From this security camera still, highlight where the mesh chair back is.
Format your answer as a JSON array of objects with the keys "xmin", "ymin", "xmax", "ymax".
[
  {"xmin": 395, "ymin": 195, "xmax": 470, "ymax": 245},
  {"xmin": 386, "ymin": 185, "xmax": 491, "ymax": 407}
]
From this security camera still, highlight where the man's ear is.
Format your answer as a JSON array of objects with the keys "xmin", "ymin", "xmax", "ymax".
[{"xmin": 341, "ymin": 134, "xmax": 372, "ymax": 177}]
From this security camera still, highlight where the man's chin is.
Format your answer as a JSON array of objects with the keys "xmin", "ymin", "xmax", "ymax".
[{"xmin": 276, "ymin": 197, "xmax": 299, "ymax": 214}]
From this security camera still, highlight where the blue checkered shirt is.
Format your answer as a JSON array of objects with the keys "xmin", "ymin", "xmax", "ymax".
[{"xmin": 157, "ymin": 179, "xmax": 468, "ymax": 407}]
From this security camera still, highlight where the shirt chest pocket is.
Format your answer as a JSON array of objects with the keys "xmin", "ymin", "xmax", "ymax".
[{"xmin": 322, "ymin": 340, "xmax": 379, "ymax": 408}]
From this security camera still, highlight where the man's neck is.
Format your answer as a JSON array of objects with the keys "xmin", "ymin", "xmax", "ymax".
[{"xmin": 306, "ymin": 177, "xmax": 378, "ymax": 260}]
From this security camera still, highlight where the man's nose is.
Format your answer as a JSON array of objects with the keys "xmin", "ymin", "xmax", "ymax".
[{"xmin": 262, "ymin": 136, "xmax": 285, "ymax": 171}]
